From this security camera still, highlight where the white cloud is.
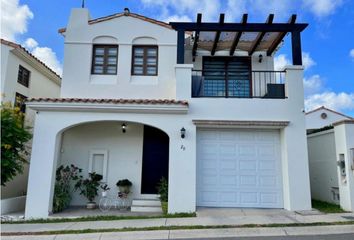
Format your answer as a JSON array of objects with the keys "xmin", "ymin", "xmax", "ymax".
[
  {"xmin": 0, "ymin": 0, "xmax": 33, "ymax": 41},
  {"xmin": 23, "ymin": 37, "xmax": 38, "ymax": 49},
  {"xmin": 249, "ymin": 0, "xmax": 294, "ymax": 20},
  {"xmin": 350, "ymin": 49, "xmax": 354, "ymax": 59},
  {"xmin": 164, "ymin": 15, "xmax": 192, "ymax": 23},
  {"xmin": 303, "ymin": 74, "xmax": 323, "ymax": 96},
  {"xmin": 141, "ymin": 0, "xmax": 221, "ymax": 21},
  {"xmin": 0, "ymin": 0, "xmax": 62, "ymax": 76},
  {"xmin": 273, "ymin": 54, "xmax": 291, "ymax": 71},
  {"xmin": 302, "ymin": 52, "xmax": 316, "ymax": 70},
  {"xmin": 302, "ymin": 0, "xmax": 343, "ymax": 18},
  {"xmin": 305, "ymin": 92, "xmax": 354, "ymax": 112},
  {"xmin": 225, "ymin": 0, "xmax": 247, "ymax": 21},
  {"xmin": 274, "ymin": 52, "xmax": 315, "ymax": 71},
  {"xmin": 27, "ymin": 39, "xmax": 62, "ymax": 75}
]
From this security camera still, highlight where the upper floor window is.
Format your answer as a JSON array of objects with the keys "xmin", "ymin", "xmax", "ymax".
[
  {"xmin": 15, "ymin": 92, "xmax": 27, "ymax": 113},
  {"xmin": 132, "ymin": 46, "xmax": 158, "ymax": 76},
  {"xmin": 17, "ymin": 65, "xmax": 30, "ymax": 87},
  {"xmin": 91, "ymin": 45, "xmax": 118, "ymax": 75}
]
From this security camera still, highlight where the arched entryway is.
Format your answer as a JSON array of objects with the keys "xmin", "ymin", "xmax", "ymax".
[{"xmin": 57, "ymin": 121, "xmax": 169, "ymax": 205}]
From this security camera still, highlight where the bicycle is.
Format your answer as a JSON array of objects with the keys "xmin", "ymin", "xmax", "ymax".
[{"xmin": 99, "ymin": 190, "xmax": 130, "ymax": 212}]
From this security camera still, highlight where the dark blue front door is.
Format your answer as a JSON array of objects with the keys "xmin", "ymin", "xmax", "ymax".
[{"xmin": 141, "ymin": 125, "xmax": 169, "ymax": 194}]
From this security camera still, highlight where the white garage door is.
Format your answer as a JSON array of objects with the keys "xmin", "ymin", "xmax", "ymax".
[{"xmin": 197, "ymin": 129, "xmax": 283, "ymax": 208}]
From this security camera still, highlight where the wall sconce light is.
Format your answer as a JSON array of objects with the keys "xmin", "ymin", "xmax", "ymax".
[
  {"xmin": 122, "ymin": 123, "xmax": 127, "ymax": 133},
  {"xmin": 258, "ymin": 54, "xmax": 263, "ymax": 63},
  {"xmin": 180, "ymin": 127, "xmax": 186, "ymax": 139}
]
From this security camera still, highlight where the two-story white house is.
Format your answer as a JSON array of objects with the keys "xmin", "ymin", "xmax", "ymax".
[
  {"xmin": 25, "ymin": 8, "xmax": 312, "ymax": 218},
  {"xmin": 1, "ymin": 38, "xmax": 61, "ymax": 214}
]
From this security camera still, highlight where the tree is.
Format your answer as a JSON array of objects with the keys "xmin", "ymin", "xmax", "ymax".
[{"xmin": 1, "ymin": 102, "xmax": 32, "ymax": 186}]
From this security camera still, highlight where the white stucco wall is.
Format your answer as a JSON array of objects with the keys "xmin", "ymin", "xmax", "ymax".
[
  {"xmin": 59, "ymin": 121, "xmax": 147, "ymax": 205},
  {"xmin": 61, "ymin": 9, "xmax": 177, "ymax": 99},
  {"xmin": 0, "ymin": 43, "xmax": 61, "ymax": 200},
  {"xmin": 307, "ymin": 130, "xmax": 339, "ymax": 203},
  {"xmin": 306, "ymin": 109, "xmax": 351, "ymax": 130},
  {"xmin": 25, "ymin": 109, "xmax": 196, "ymax": 218},
  {"xmin": 334, "ymin": 121, "xmax": 354, "ymax": 211}
]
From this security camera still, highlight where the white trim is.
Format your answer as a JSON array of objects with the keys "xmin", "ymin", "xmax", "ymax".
[
  {"xmin": 26, "ymin": 102, "xmax": 189, "ymax": 114},
  {"xmin": 89, "ymin": 149, "xmax": 108, "ymax": 182},
  {"xmin": 307, "ymin": 129, "xmax": 334, "ymax": 138},
  {"xmin": 64, "ymin": 41, "xmax": 177, "ymax": 46}
]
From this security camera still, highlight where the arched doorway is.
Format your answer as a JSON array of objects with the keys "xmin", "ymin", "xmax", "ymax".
[{"xmin": 141, "ymin": 125, "xmax": 169, "ymax": 194}]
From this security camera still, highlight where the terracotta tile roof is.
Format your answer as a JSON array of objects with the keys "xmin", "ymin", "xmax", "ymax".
[
  {"xmin": 305, "ymin": 106, "xmax": 353, "ymax": 119},
  {"xmin": 58, "ymin": 12, "xmax": 172, "ymax": 33},
  {"xmin": 27, "ymin": 98, "xmax": 189, "ymax": 106},
  {"xmin": 333, "ymin": 119, "xmax": 354, "ymax": 126},
  {"xmin": 1, "ymin": 39, "xmax": 62, "ymax": 79}
]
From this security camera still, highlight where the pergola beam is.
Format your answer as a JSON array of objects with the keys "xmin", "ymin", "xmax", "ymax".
[
  {"xmin": 267, "ymin": 14, "xmax": 296, "ymax": 56},
  {"xmin": 249, "ymin": 14, "xmax": 274, "ymax": 55},
  {"xmin": 230, "ymin": 14, "xmax": 248, "ymax": 56},
  {"xmin": 169, "ymin": 22, "xmax": 307, "ymax": 32},
  {"xmin": 192, "ymin": 13, "xmax": 202, "ymax": 58},
  {"xmin": 211, "ymin": 14, "xmax": 225, "ymax": 56}
]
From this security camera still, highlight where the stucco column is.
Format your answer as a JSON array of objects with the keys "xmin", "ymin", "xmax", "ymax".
[
  {"xmin": 334, "ymin": 121, "xmax": 354, "ymax": 211},
  {"xmin": 175, "ymin": 64, "xmax": 193, "ymax": 100},
  {"xmin": 25, "ymin": 113, "xmax": 61, "ymax": 218},
  {"xmin": 281, "ymin": 66, "xmax": 312, "ymax": 211},
  {"xmin": 167, "ymin": 123, "xmax": 196, "ymax": 213}
]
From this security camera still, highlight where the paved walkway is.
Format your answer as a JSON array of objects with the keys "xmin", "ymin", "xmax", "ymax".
[{"xmin": 2, "ymin": 210, "xmax": 354, "ymax": 234}]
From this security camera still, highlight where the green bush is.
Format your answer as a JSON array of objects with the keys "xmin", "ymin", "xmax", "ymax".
[
  {"xmin": 53, "ymin": 165, "xmax": 82, "ymax": 213},
  {"xmin": 75, "ymin": 172, "xmax": 103, "ymax": 202},
  {"xmin": 157, "ymin": 177, "xmax": 168, "ymax": 202},
  {"xmin": 116, "ymin": 179, "xmax": 132, "ymax": 187},
  {"xmin": 1, "ymin": 102, "xmax": 31, "ymax": 186}
]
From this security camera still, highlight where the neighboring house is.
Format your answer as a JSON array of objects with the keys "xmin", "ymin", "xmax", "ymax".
[
  {"xmin": 25, "ymin": 8, "xmax": 312, "ymax": 219},
  {"xmin": 0, "ymin": 39, "xmax": 61, "ymax": 214},
  {"xmin": 306, "ymin": 107, "xmax": 354, "ymax": 211},
  {"xmin": 306, "ymin": 106, "xmax": 353, "ymax": 130}
]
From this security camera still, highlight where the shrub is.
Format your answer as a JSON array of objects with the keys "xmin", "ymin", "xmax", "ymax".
[
  {"xmin": 53, "ymin": 164, "xmax": 82, "ymax": 213},
  {"xmin": 157, "ymin": 177, "xmax": 168, "ymax": 202},
  {"xmin": 75, "ymin": 172, "xmax": 103, "ymax": 202},
  {"xmin": 1, "ymin": 102, "xmax": 32, "ymax": 186},
  {"xmin": 116, "ymin": 179, "xmax": 132, "ymax": 187}
]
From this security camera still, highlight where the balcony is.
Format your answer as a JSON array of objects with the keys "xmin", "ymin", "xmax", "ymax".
[{"xmin": 191, "ymin": 70, "xmax": 286, "ymax": 99}]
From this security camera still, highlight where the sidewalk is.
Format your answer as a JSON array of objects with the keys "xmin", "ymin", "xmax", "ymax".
[{"xmin": 1, "ymin": 210, "xmax": 354, "ymax": 234}]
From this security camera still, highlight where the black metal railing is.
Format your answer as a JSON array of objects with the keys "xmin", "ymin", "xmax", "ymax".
[{"xmin": 192, "ymin": 70, "xmax": 286, "ymax": 98}]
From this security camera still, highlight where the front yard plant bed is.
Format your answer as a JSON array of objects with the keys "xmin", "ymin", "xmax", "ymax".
[
  {"xmin": 2, "ymin": 221, "xmax": 354, "ymax": 236},
  {"xmin": 1, "ymin": 212, "xmax": 196, "ymax": 224},
  {"xmin": 312, "ymin": 199, "xmax": 346, "ymax": 213}
]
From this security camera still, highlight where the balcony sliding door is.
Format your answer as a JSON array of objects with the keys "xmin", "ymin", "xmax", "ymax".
[{"xmin": 202, "ymin": 57, "xmax": 251, "ymax": 98}]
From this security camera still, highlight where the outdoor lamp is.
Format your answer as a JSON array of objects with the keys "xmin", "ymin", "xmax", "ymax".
[
  {"xmin": 258, "ymin": 54, "xmax": 263, "ymax": 63},
  {"xmin": 181, "ymin": 127, "xmax": 186, "ymax": 139},
  {"xmin": 122, "ymin": 123, "xmax": 126, "ymax": 133}
]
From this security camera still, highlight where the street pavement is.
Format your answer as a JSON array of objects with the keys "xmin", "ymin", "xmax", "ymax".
[{"xmin": 1, "ymin": 225, "xmax": 354, "ymax": 240}]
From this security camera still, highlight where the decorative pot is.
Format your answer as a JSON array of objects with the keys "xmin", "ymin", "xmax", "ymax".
[
  {"xmin": 102, "ymin": 191, "xmax": 108, "ymax": 197},
  {"xmin": 86, "ymin": 202, "xmax": 96, "ymax": 209},
  {"xmin": 118, "ymin": 186, "xmax": 130, "ymax": 194}
]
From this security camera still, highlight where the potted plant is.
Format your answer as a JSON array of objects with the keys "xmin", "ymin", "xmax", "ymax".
[
  {"xmin": 116, "ymin": 179, "xmax": 132, "ymax": 194},
  {"xmin": 75, "ymin": 172, "xmax": 103, "ymax": 209},
  {"xmin": 100, "ymin": 184, "xmax": 110, "ymax": 197}
]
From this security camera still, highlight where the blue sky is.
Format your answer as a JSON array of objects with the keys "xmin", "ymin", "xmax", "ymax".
[{"xmin": 1, "ymin": 0, "xmax": 354, "ymax": 115}]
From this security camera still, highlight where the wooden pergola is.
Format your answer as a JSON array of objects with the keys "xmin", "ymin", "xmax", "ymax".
[{"xmin": 169, "ymin": 14, "xmax": 308, "ymax": 65}]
